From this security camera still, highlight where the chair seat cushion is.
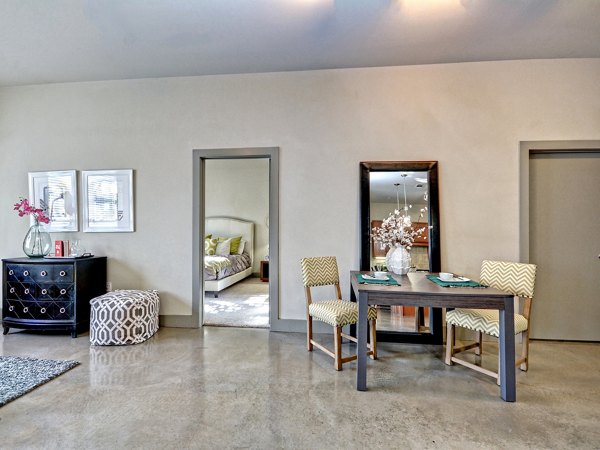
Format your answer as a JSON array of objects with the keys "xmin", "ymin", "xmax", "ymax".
[
  {"xmin": 446, "ymin": 308, "xmax": 528, "ymax": 337},
  {"xmin": 309, "ymin": 300, "xmax": 377, "ymax": 327}
]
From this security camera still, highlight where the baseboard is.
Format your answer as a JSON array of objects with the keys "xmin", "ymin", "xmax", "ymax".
[
  {"xmin": 159, "ymin": 315, "xmax": 197, "ymax": 328},
  {"xmin": 158, "ymin": 314, "xmax": 332, "ymax": 334}
]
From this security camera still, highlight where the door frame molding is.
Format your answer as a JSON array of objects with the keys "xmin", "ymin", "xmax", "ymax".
[
  {"xmin": 519, "ymin": 140, "xmax": 600, "ymax": 261},
  {"xmin": 192, "ymin": 147, "xmax": 280, "ymax": 329}
]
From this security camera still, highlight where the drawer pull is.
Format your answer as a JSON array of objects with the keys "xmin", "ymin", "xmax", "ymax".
[
  {"xmin": 60, "ymin": 307, "xmax": 66, "ymax": 314},
  {"xmin": 41, "ymin": 289, "xmax": 48, "ymax": 295},
  {"xmin": 59, "ymin": 270, "xmax": 67, "ymax": 277},
  {"xmin": 9, "ymin": 287, "xmax": 15, "ymax": 294},
  {"xmin": 60, "ymin": 289, "xmax": 67, "ymax": 295},
  {"xmin": 24, "ymin": 288, "xmax": 30, "ymax": 294},
  {"xmin": 23, "ymin": 270, "xmax": 30, "ymax": 276},
  {"xmin": 9, "ymin": 306, "xmax": 14, "ymax": 312},
  {"xmin": 8, "ymin": 270, "xmax": 14, "ymax": 275},
  {"xmin": 23, "ymin": 307, "xmax": 28, "ymax": 313},
  {"xmin": 41, "ymin": 270, "xmax": 48, "ymax": 276},
  {"xmin": 40, "ymin": 308, "xmax": 46, "ymax": 314}
]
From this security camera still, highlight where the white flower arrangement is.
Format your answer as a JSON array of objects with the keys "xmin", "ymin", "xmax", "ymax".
[{"xmin": 371, "ymin": 209, "xmax": 426, "ymax": 251}]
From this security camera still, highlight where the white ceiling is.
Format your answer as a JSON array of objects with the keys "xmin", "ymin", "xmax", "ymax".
[
  {"xmin": 370, "ymin": 171, "xmax": 428, "ymax": 205},
  {"xmin": 1, "ymin": 0, "xmax": 599, "ymax": 87}
]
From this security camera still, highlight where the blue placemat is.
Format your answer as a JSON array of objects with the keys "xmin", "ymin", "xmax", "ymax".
[
  {"xmin": 426, "ymin": 274, "xmax": 485, "ymax": 288},
  {"xmin": 356, "ymin": 274, "xmax": 399, "ymax": 286}
]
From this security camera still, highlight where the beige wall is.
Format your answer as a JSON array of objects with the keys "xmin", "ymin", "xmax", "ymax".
[{"xmin": 1, "ymin": 59, "xmax": 599, "ymax": 319}]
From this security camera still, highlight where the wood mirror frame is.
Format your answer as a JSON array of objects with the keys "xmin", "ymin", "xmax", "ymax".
[{"xmin": 359, "ymin": 161, "xmax": 442, "ymax": 344}]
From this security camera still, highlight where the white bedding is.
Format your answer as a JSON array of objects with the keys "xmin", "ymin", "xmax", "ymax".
[
  {"xmin": 204, "ymin": 253, "xmax": 252, "ymax": 281},
  {"xmin": 204, "ymin": 217, "xmax": 254, "ymax": 295}
]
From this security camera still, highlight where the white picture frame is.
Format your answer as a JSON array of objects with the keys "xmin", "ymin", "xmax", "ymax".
[
  {"xmin": 82, "ymin": 169, "xmax": 134, "ymax": 233},
  {"xmin": 28, "ymin": 170, "xmax": 78, "ymax": 232}
]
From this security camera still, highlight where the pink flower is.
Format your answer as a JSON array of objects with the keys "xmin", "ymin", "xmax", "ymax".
[{"xmin": 14, "ymin": 197, "xmax": 50, "ymax": 224}]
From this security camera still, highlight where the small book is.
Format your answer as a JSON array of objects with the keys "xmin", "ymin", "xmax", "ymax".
[{"xmin": 54, "ymin": 240, "xmax": 64, "ymax": 257}]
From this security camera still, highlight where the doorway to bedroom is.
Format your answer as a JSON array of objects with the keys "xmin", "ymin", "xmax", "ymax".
[
  {"xmin": 203, "ymin": 158, "xmax": 270, "ymax": 328},
  {"xmin": 193, "ymin": 147, "xmax": 279, "ymax": 330}
]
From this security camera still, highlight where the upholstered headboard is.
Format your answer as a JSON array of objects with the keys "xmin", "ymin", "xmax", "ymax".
[{"xmin": 205, "ymin": 216, "xmax": 254, "ymax": 262}]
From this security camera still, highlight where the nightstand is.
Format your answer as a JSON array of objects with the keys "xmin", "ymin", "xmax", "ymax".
[{"xmin": 260, "ymin": 260, "xmax": 269, "ymax": 282}]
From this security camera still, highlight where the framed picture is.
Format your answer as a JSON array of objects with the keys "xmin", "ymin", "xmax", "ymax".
[
  {"xmin": 82, "ymin": 169, "xmax": 134, "ymax": 232},
  {"xmin": 28, "ymin": 170, "xmax": 78, "ymax": 232}
]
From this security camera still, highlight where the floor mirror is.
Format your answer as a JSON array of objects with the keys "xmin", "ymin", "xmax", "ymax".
[{"xmin": 359, "ymin": 161, "xmax": 442, "ymax": 344}]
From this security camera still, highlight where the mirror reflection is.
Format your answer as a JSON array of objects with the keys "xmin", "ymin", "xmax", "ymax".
[
  {"xmin": 369, "ymin": 171, "xmax": 430, "ymax": 272},
  {"xmin": 369, "ymin": 171, "xmax": 431, "ymax": 333}
]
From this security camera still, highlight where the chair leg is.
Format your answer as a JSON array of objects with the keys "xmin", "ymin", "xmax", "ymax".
[
  {"xmin": 520, "ymin": 330, "xmax": 530, "ymax": 371},
  {"xmin": 334, "ymin": 326, "xmax": 343, "ymax": 371},
  {"xmin": 369, "ymin": 319, "xmax": 377, "ymax": 360},
  {"xmin": 475, "ymin": 331, "xmax": 483, "ymax": 356},
  {"xmin": 445, "ymin": 323, "xmax": 454, "ymax": 365},
  {"xmin": 307, "ymin": 315, "xmax": 313, "ymax": 351},
  {"xmin": 414, "ymin": 307, "xmax": 420, "ymax": 331},
  {"xmin": 497, "ymin": 351, "xmax": 501, "ymax": 385}
]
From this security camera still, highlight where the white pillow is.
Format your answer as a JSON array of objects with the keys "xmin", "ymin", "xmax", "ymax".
[
  {"xmin": 216, "ymin": 238, "xmax": 231, "ymax": 256},
  {"xmin": 237, "ymin": 239, "xmax": 246, "ymax": 255}
]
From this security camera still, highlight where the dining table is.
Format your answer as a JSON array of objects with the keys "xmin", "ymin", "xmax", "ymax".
[{"xmin": 350, "ymin": 271, "xmax": 518, "ymax": 402}]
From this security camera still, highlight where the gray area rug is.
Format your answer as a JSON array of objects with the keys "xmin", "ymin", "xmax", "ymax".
[
  {"xmin": 0, "ymin": 356, "xmax": 80, "ymax": 407},
  {"xmin": 204, "ymin": 277, "xmax": 269, "ymax": 328}
]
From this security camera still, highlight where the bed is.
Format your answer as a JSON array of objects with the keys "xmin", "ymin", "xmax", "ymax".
[{"xmin": 204, "ymin": 217, "xmax": 254, "ymax": 296}]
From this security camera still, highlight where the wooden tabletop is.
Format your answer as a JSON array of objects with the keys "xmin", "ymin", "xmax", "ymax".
[{"xmin": 350, "ymin": 271, "xmax": 513, "ymax": 309}]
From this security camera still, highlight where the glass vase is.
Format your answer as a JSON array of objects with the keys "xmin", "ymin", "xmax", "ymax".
[
  {"xmin": 386, "ymin": 245, "xmax": 411, "ymax": 275},
  {"xmin": 23, "ymin": 219, "xmax": 52, "ymax": 258},
  {"xmin": 70, "ymin": 239, "xmax": 85, "ymax": 257}
]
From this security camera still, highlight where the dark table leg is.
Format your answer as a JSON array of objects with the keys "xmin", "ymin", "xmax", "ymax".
[
  {"xmin": 499, "ymin": 297, "xmax": 516, "ymax": 401},
  {"xmin": 349, "ymin": 284, "xmax": 357, "ymax": 338},
  {"xmin": 356, "ymin": 291, "xmax": 368, "ymax": 391}
]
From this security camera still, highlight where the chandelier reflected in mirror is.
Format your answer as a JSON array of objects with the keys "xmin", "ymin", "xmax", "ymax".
[{"xmin": 371, "ymin": 173, "xmax": 426, "ymax": 274}]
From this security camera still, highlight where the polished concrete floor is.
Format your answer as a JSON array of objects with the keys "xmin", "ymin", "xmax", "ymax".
[{"xmin": 1, "ymin": 327, "xmax": 599, "ymax": 449}]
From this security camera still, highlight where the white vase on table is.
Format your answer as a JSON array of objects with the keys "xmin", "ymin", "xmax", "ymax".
[{"xmin": 386, "ymin": 245, "xmax": 411, "ymax": 275}]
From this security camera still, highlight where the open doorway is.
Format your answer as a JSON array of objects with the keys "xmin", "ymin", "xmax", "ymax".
[
  {"xmin": 192, "ymin": 147, "xmax": 279, "ymax": 330},
  {"xmin": 203, "ymin": 159, "xmax": 269, "ymax": 328}
]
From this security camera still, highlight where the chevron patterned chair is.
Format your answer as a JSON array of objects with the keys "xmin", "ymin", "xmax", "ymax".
[
  {"xmin": 444, "ymin": 260, "xmax": 537, "ymax": 382},
  {"xmin": 301, "ymin": 256, "xmax": 377, "ymax": 370}
]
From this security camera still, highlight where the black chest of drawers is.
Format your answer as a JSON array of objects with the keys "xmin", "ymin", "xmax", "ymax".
[{"xmin": 2, "ymin": 256, "xmax": 107, "ymax": 338}]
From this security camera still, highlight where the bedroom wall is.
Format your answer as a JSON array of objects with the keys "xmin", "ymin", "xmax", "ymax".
[
  {"xmin": 0, "ymin": 58, "xmax": 599, "ymax": 320},
  {"xmin": 204, "ymin": 158, "xmax": 269, "ymax": 273}
]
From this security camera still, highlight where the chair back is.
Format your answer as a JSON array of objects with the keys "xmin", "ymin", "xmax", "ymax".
[
  {"xmin": 480, "ymin": 260, "xmax": 537, "ymax": 299},
  {"xmin": 300, "ymin": 256, "xmax": 340, "ymax": 287}
]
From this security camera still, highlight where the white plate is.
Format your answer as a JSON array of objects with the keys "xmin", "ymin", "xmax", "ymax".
[
  {"xmin": 363, "ymin": 274, "xmax": 389, "ymax": 281},
  {"xmin": 437, "ymin": 276, "xmax": 470, "ymax": 282}
]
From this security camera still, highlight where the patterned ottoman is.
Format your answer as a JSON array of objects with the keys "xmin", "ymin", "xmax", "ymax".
[{"xmin": 90, "ymin": 290, "xmax": 160, "ymax": 346}]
